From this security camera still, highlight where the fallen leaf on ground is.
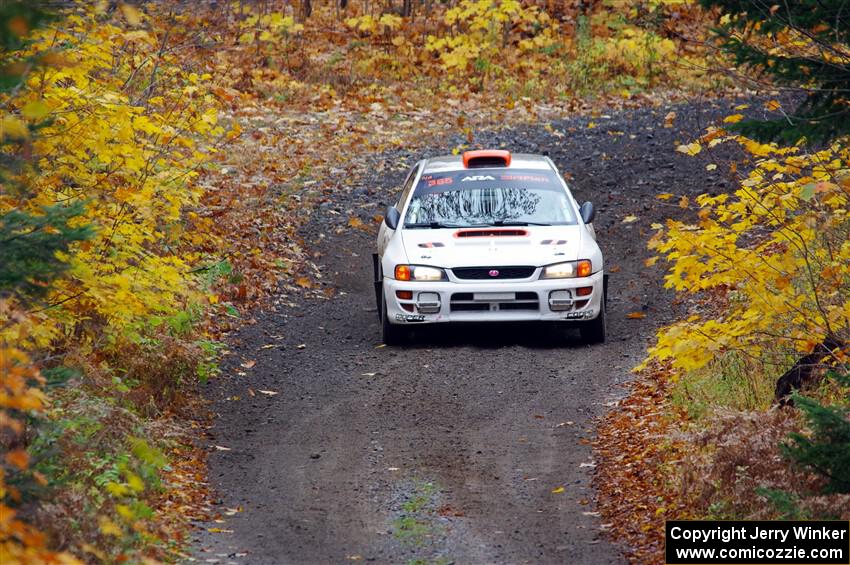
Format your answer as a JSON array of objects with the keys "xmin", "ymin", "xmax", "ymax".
[
  {"xmin": 214, "ymin": 445, "xmax": 231, "ymax": 451},
  {"xmin": 258, "ymin": 390, "xmax": 278, "ymax": 396},
  {"xmin": 676, "ymin": 142, "xmax": 701, "ymax": 156},
  {"xmin": 241, "ymin": 360, "xmax": 256, "ymax": 369},
  {"xmin": 551, "ymin": 486, "xmax": 565, "ymax": 494},
  {"xmin": 622, "ymin": 215, "xmax": 638, "ymax": 223},
  {"xmin": 626, "ymin": 312, "xmax": 646, "ymax": 319}
]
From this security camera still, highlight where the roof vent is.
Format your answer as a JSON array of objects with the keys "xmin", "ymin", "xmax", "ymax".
[{"xmin": 462, "ymin": 149, "xmax": 511, "ymax": 169}]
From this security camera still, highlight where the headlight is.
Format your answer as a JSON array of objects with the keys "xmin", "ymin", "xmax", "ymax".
[
  {"xmin": 394, "ymin": 265, "xmax": 446, "ymax": 281},
  {"xmin": 541, "ymin": 260, "xmax": 592, "ymax": 279}
]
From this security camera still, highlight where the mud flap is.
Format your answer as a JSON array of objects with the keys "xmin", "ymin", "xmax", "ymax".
[
  {"xmin": 603, "ymin": 273, "xmax": 609, "ymax": 307},
  {"xmin": 372, "ymin": 253, "xmax": 382, "ymax": 320}
]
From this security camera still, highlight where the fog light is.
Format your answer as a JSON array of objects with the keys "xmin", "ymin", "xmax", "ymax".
[
  {"xmin": 417, "ymin": 291, "xmax": 441, "ymax": 314},
  {"xmin": 548, "ymin": 290, "xmax": 573, "ymax": 311},
  {"xmin": 576, "ymin": 286, "xmax": 592, "ymax": 297}
]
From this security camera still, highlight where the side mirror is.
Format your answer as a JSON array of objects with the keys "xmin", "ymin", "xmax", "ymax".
[
  {"xmin": 579, "ymin": 201, "xmax": 595, "ymax": 224},
  {"xmin": 384, "ymin": 206, "xmax": 401, "ymax": 230}
]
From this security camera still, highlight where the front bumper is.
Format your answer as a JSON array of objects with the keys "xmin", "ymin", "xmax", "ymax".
[{"xmin": 384, "ymin": 271, "xmax": 604, "ymax": 324}]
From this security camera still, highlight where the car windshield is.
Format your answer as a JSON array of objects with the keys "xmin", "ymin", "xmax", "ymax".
[{"xmin": 403, "ymin": 169, "xmax": 576, "ymax": 228}]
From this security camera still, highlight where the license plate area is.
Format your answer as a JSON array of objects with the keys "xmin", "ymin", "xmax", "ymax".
[{"xmin": 473, "ymin": 292, "xmax": 516, "ymax": 301}]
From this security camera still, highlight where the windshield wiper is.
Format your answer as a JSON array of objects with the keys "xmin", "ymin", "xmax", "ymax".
[
  {"xmin": 490, "ymin": 220, "xmax": 553, "ymax": 227},
  {"xmin": 405, "ymin": 221, "xmax": 465, "ymax": 229}
]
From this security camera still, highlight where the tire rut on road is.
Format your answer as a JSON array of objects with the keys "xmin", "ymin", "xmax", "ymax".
[{"xmin": 192, "ymin": 99, "xmax": 756, "ymax": 565}]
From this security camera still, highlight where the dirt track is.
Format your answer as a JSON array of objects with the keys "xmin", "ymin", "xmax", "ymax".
[{"xmin": 191, "ymin": 99, "xmax": 751, "ymax": 564}]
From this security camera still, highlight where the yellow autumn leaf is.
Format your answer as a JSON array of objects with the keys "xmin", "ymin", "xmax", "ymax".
[
  {"xmin": 98, "ymin": 516, "xmax": 122, "ymax": 537},
  {"xmin": 115, "ymin": 504, "xmax": 134, "ymax": 521},
  {"xmin": 551, "ymin": 486, "xmax": 565, "ymax": 493},
  {"xmin": 22, "ymin": 100, "xmax": 50, "ymax": 120},
  {"xmin": 676, "ymin": 142, "xmax": 701, "ymax": 156},
  {"xmin": 119, "ymin": 3, "xmax": 142, "ymax": 25},
  {"xmin": 126, "ymin": 472, "xmax": 144, "ymax": 493},
  {"xmin": 106, "ymin": 482, "xmax": 129, "ymax": 497},
  {"xmin": 0, "ymin": 114, "xmax": 29, "ymax": 139}
]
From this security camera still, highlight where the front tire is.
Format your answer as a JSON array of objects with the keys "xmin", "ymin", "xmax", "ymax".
[
  {"xmin": 580, "ymin": 301, "xmax": 607, "ymax": 345},
  {"xmin": 381, "ymin": 289, "xmax": 406, "ymax": 345}
]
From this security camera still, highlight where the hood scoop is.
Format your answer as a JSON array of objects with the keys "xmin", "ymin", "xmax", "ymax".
[{"xmin": 455, "ymin": 228, "xmax": 528, "ymax": 238}]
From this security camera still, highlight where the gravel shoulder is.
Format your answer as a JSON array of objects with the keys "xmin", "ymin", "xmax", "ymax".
[{"xmin": 191, "ymin": 98, "xmax": 753, "ymax": 564}]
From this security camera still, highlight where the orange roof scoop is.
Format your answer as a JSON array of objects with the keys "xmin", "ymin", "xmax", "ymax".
[{"xmin": 462, "ymin": 149, "xmax": 511, "ymax": 168}]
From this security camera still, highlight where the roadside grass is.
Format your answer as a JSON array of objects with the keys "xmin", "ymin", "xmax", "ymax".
[
  {"xmin": 26, "ymin": 386, "xmax": 195, "ymax": 562},
  {"xmin": 670, "ymin": 351, "xmax": 780, "ymax": 420},
  {"xmin": 392, "ymin": 481, "xmax": 439, "ymax": 545}
]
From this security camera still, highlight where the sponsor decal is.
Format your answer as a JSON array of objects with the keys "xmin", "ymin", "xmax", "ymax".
[
  {"xmin": 564, "ymin": 310, "xmax": 595, "ymax": 319},
  {"xmin": 461, "ymin": 175, "xmax": 495, "ymax": 182},
  {"xmin": 395, "ymin": 313, "xmax": 426, "ymax": 323},
  {"xmin": 427, "ymin": 177, "xmax": 453, "ymax": 187},
  {"xmin": 500, "ymin": 174, "xmax": 549, "ymax": 183}
]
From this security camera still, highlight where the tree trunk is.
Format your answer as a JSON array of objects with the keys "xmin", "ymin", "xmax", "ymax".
[{"xmin": 775, "ymin": 336, "xmax": 845, "ymax": 405}]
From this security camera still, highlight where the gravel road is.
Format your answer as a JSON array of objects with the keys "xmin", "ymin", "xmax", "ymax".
[{"xmin": 192, "ymin": 99, "xmax": 753, "ymax": 564}]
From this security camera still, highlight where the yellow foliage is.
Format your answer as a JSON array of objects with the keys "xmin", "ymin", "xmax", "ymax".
[
  {"xmin": 425, "ymin": 0, "xmax": 558, "ymax": 74},
  {"xmin": 0, "ymin": 5, "xmax": 222, "ymax": 351},
  {"xmin": 1, "ymin": 6, "xmax": 223, "ymax": 558},
  {"xmin": 645, "ymin": 131, "xmax": 850, "ymax": 375}
]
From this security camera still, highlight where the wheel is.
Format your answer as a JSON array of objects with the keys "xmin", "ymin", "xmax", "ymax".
[
  {"xmin": 381, "ymin": 289, "xmax": 406, "ymax": 345},
  {"xmin": 580, "ymin": 301, "xmax": 607, "ymax": 345}
]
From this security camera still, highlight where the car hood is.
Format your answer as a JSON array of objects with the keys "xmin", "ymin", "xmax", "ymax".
[{"xmin": 400, "ymin": 225, "xmax": 584, "ymax": 268}]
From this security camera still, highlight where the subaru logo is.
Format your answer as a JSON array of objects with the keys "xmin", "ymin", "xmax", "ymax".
[{"xmin": 488, "ymin": 269, "xmax": 500, "ymax": 277}]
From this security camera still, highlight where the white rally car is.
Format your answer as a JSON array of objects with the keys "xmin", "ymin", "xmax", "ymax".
[{"xmin": 374, "ymin": 150, "xmax": 606, "ymax": 345}]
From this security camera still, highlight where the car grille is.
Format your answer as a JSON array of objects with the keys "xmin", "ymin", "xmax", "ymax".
[
  {"xmin": 451, "ymin": 266, "xmax": 536, "ymax": 280},
  {"xmin": 450, "ymin": 292, "xmax": 539, "ymax": 312}
]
